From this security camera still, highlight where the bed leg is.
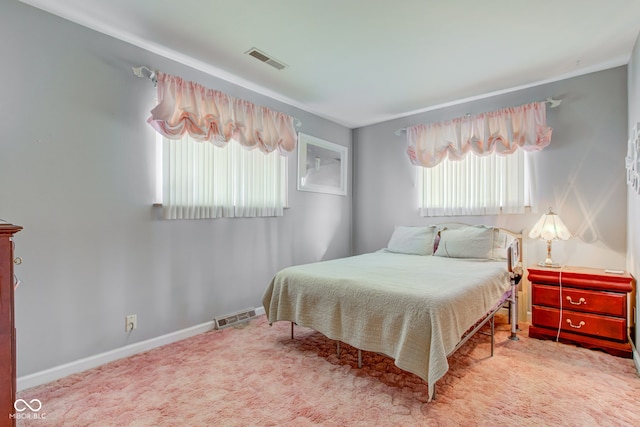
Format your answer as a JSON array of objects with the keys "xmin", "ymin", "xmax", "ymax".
[
  {"xmin": 515, "ymin": 290, "xmax": 520, "ymax": 331},
  {"xmin": 336, "ymin": 341, "xmax": 341, "ymax": 357},
  {"xmin": 290, "ymin": 322, "xmax": 294, "ymax": 339},
  {"xmin": 509, "ymin": 285, "xmax": 519, "ymax": 341},
  {"xmin": 357, "ymin": 349, "xmax": 362, "ymax": 368},
  {"xmin": 490, "ymin": 315, "xmax": 495, "ymax": 357}
]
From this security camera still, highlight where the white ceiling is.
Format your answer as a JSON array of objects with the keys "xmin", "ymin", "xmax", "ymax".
[{"xmin": 20, "ymin": 0, "xmax": 640, "ymax": 128}]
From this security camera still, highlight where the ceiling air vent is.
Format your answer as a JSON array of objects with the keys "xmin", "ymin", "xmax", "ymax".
[{"xmin": 246, "ymin": 48, "xmax": 286, "ymax": 70}]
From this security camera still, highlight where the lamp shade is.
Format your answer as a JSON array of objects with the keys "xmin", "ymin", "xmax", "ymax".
[{"xmin": 528, "ymin": 208, "xmax": 571, "ymax": 241}]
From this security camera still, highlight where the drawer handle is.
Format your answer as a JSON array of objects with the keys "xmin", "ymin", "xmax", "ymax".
[
  {"xmin": 566, "ymin": 296, "xmax": 586, "ymax": 306},
  {"xmin": 14, "ymin": 257, "xmax": 22, "ymax": 265},
  {"xmin": 566, "ymin": 319, "xmax": 586, "ymax": 329}
]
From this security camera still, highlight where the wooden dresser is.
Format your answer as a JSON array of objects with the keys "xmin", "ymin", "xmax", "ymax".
[
  {"xmin": 1, "ymin": 223, "xmax": 22, "ymax": 426},
  {"xmin": 528, "ymin": 265, "xmax": 635, "ymax": 358}
]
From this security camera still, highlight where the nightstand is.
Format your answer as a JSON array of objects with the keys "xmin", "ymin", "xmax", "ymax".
[{"xmin": 528, "ymin": 266, "xmax": 635, "ymax": 358}]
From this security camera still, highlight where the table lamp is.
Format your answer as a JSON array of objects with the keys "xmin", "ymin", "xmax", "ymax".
[{"xmin": 528, "ymin": 207, "xmax": 571, "ymax": 267}]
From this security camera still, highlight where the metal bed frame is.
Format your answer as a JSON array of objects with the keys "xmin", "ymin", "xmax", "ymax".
[
  {"xmin": 289, "ymin": 274, "xmax": 521, "ymax": 365},
  {"xmin": 287, "ymin": 230, "xmax": 523, "ymax": 399}
]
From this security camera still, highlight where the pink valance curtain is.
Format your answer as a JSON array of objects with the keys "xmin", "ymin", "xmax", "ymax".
[
  {"xmin": 407, "ymin": 101, "xmax": 552, "ymax": 168},
  {"xmin": 148, "ymin": 72, "xmax": 296, "ymax": 155}
]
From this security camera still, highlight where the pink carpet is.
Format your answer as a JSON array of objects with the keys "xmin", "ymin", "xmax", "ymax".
[{"xmin": 17, "ymin": 315, "xmax": 640, "ymax": 426}]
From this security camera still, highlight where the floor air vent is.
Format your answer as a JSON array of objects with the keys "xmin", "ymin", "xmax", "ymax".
[
  {"xmin": 245, "ymin": 48, "xmax": 286, "ymax": 70},
  {"xmin": 214, "ymin": 308, "xmax": 257, "ymax": 329}
]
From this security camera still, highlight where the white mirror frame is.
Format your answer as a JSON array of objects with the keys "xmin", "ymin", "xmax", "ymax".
[
  {"xmin": 626, "ymin": 122, "xmax": 640, "ymax": 194},
  {"xmin": 297, "ymin": 132, "xmax": 348, "ymax": 196}
]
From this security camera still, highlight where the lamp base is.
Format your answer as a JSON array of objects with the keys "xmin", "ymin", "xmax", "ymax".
[{"xmin": 538, "ymin": 258, "xmax": 561, "ymax": 268}]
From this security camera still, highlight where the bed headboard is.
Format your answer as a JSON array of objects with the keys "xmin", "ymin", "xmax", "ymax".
[
  {"xmin": 506, "ymin": 232, "xmax": 523, "ymax": 276},
  {"xmin": 431, "ymin": 222, "xmax": 523, "ymax": 275}
]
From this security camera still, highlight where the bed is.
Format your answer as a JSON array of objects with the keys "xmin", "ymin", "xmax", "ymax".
[{"xmin": 262, "ymin": 224, "xmax": 522, "ymax": 400}]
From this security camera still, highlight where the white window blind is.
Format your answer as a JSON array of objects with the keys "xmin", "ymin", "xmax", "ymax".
[
  {"xmin": 418, "ymin": 149, "xmax": 532, "ymax": 216},
  {"xmin": 158, "ymin": 134, "xmax": 287, "ymax": 219}
]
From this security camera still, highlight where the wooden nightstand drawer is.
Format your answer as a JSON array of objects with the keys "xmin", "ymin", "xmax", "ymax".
[
  {"xmin": 532, "ymin": 306, "xmax": 627, "ymax": 341},
  {"xmin": 531, "ymin": 284, "xmax": 626, "ymax": 317}
]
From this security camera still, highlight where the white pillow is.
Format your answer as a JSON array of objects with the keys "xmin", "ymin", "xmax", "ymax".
[
  {"xmin": 434, "ymin": 225, "xmax": 499, "ymax": 259},
  {"xmin": 386, "ymin": 226, "xmax": 436, "ymax": 256}
]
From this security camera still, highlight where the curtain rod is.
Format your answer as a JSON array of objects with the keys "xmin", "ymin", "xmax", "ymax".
[
  {"xmin": 132, "ymin": 65, "xmax": 302, "ymax": 128},
  {"xmin": 393, "ymin": 97, "xmax": 562, "ymax": 136}
]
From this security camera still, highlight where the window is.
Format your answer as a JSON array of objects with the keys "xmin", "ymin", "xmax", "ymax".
[
  {"xmin": 146, "ymin": 72, "xmax": 296, "ymax": 220},
  {"xmin": 418, "ymin": 149, "xmax": 531, "ymax": 216},
  {"xmin": 157, "ymin": 134, "xmax": 287, "ymax": 219}
]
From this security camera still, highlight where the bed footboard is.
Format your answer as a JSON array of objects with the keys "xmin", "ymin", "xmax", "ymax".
[
  {"xmin": 509, "ymin": 275, "xmax": 521, "ymax": 341},
  {"xmin": 507, "ymin": 233, "xmax": 523, "ymax": 341}
]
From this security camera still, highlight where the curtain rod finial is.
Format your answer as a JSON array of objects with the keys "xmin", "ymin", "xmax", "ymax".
[
  {"xmin": 132, "ymin": 66, "xmax": 145, "ymax": 78},
  {"xmin": 546, "ymin": 97, "xmax": 562, "ymax": 108},
  {"xmin": 132, "ymin": 66, "xmax": 158, "ymax": 87}
]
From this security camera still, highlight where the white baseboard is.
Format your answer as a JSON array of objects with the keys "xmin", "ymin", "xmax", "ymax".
[{"xmin": 17, "ymin": 307, "xmax": 265, "ymax": 391}]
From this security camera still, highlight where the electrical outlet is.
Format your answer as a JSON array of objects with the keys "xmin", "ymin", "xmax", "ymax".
[{"xmin": 125, "ymin": 314, "xmax": 137, "ymax": 332}]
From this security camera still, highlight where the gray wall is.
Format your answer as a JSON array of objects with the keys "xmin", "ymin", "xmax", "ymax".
[
  {"xmin": 627, "ymin": 29, "xmax": 640, "ymax": 366},
  {"xmin": 1, "ymin": 1, "xmax": 352, "ymax": 376},
  {"xmin": 353, "ymin": 67, "xmax": 629, "ymax": 316}
]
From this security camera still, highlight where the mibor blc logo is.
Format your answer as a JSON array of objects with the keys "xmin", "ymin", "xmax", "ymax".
[{"xmin": 10, "ymin": 398, "xmax": 46, "ymax": 420}]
